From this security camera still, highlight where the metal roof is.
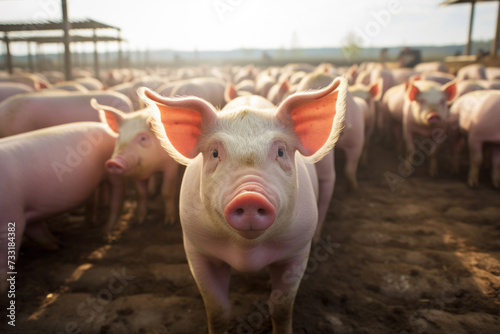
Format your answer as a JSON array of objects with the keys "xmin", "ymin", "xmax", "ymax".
[
  {"xmin": 0, "ymin": 19, "xmax": 120, "ymax": 32},
  {"xmin": 4, "ymin": 35, "xmax": 124, "ymax": 44},
  {"xmin": 441, "ymin": 0, "xmax": 499, "ymax": 5}
]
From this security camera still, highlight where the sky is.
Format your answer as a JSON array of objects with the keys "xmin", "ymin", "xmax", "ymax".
[{"xmin": 0, "ymin": 0, "xmax": 499, "ymax": 55}]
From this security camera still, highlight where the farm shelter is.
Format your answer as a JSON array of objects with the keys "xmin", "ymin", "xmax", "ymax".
[{"xmin": 0, "ymin": 18, "xmax": 124, "ymax": 80}]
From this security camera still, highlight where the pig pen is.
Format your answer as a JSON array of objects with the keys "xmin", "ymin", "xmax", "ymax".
[{"xmin": 2, "ymin": 139, "xmax": 500, "ymax": 334}]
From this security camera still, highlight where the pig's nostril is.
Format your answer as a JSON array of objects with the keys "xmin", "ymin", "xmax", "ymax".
[
  {"xmin": 257, "ymin": 208, "xmax": 266, "ymax": 215},
  {"xmin": 236, "ymin": 208, "xmax": 244, "ymax": 215}
]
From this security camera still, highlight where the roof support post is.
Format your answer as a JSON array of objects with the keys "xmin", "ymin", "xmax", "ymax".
[
  {"xmin": 491, "ymin": 1, "xmax": 500, "ymax": 57},
  {"xmin": 93, "ymin": 28, "xmax": 100, "ymax": 80},
  {"xmin": 3, "ymin": 33, "xmax": 13, "ymax": 74},
  {"xmin": 62, "ymin": 0, "xmax": 72, "ymax": 80},
  {"xmin": 465, "ymin": 0, "xmax": 476, "ymax": 55}
]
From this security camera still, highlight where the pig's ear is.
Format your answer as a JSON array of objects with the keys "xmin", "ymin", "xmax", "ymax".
[
  {"xmin": 370, "ymin": 78, "xmax": 383, "ymax": 101},
  {"xmin": 442, "ymin": 80, "xmax": 458, "ymax": 103},
  {"xmin": 406, "ymin": 82, "xmax": 420, "ymax": 102},
  {"xmin": 91, "ymin": 99, "xmax": 125, "ymax": 134},
  {"xmin": 138, "ymin": 87, "xmax": 217, "ymax": 165},
  {"xmin": 276, "ymin": 76, "xmax": 347, "ymax": 163},
  {"xmin": 279, "ymin": 79, "xmax": 290, "ymax": 95},
  {"xmin": 225, "ymin": 83, "xmax": 237, "ymax": 103}
]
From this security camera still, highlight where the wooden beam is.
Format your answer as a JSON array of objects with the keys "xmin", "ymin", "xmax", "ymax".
[
  {"xmin": 93, "ymin": 29, "xmax": 100, "ymax": 80},
  {"xmin": 491, "ymin": 1, "xmax": 500, "ymax": 57},
  {"xmin": 466, "ymin": 0, "xmax": 476, "ymax": 55},
  {"xmin": 61, "ymin": 0, "xmax": 72, "ymax": 80},
  {"xmin": 3, "ymin": 33, "xmax": 13, "ymax": 74}
]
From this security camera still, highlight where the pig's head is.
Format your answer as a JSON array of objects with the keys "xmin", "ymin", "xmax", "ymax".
[
  {"xmin": 91, "ymin": 99, "xmax": 162, "ymax": 179},
  {"xmin": 138, "ymin": 78, "xmax": 346, "ymax": 241},
  {"xmin": 348, "ymin": 79, "xmax": 383, "ymax": 103},
  {"xmin": 406, "ymin": 80, "xmax": 457, "ymax": 126}
]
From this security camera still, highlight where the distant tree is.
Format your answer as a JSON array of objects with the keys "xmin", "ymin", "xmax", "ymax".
[{"xmin": 342, "ymin": 32, "xmax": 362, "ymax": 63}]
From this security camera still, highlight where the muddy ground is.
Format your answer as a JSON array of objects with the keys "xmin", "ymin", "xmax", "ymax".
[{"xmin": 2, "ymin": 140, "xmax": 500, "ymax": 334}]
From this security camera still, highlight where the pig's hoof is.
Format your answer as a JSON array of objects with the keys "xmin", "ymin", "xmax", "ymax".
[
  {"xmin": 163, "ymin": 216, "xmax": 177, "ymax": 226},
  {"xmin": 468, "ymin": 178, "xmax": 479, "ymax": 188}
]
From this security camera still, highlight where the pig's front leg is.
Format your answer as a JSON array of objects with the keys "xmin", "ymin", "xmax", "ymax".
[
  {"xmin": 467, "ymin": 139, "xmax": 483, "ymax": 188},
  {"xmin": 24, "ymin": 221, "xmax": 60, "ymax": 250},
  {"xmin": 186, "ymin": 247, "xmax": 232, "ymax": 334},
  {"xmin": 104, "ymin": 174, "xmax": 127, "ymax": 234},
  {"xmin": 313, "ymin": 150, "xmax": 335, "ymax": 245},
  {"xmin": 84, "ymin": 189, "xmax": 98, "ymax": 226},
  {"xmin": 429, "ymin": 142, "xmax": 440, "ymax": 177},
  {"xmin": 161, "ymin": 163, "xmax": 180, "ymax": 225},
  {"xmin": 134, "ymin": 179, "xmax": 148, "ymax": 224},
  {"xmin": 268, "ymin": 252, "xmax": 310, "ymax": 334},
  {"xmin": 492, "ymin": 146, "xmax": 500, "ymax": 188}
]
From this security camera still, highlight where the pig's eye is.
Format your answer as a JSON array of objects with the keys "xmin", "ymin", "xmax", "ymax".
[
  {"xmin": 140, "ymin": 136, "xmax": 147, "ymax": 141},
  {"xmin": 278, "ymin": 148, "xmax": 284, "ymax": 157},
  {"xmin": 212, "ymin": 149, "xmax": 219, "ymax": 158}
]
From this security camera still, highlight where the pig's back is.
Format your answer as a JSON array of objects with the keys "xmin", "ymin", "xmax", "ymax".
[
  {"xmin": 471, "ymin": 92, "xmax": 500, "ymax": 143},
  {"xmin": 0, "ymin": 91, "xmax": 132, "ymax": 137},
  {"xmin": 0, "ymin": 123, "xmax": 115, "ymax": 222}
]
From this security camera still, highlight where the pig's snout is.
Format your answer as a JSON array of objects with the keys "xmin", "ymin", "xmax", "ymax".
[
  {"xmin": 426, "ymin": 112, "xmax": 442, "ymax": 124},
  {"xmin": 105, "ymin": 157, "xmax": 126, "ymax": 174},
  {"xmin": 224, "ymin": 191, "xmax": 276, "ymax": 239}
]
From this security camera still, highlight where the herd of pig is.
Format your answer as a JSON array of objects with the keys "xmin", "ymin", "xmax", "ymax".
[{"xmin": 1, "ymin": 60, "xmax": 499, "ymax": 333}]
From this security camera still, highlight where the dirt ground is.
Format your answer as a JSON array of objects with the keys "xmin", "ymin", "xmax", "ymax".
[{"xmin": 2, "ymin": 139, "xmax": 500, "ymax": 334}]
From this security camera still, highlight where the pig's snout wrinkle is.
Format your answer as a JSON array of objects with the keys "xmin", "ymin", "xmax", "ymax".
[
  {"xmin": 224, "ymin": 191, "xmax": 276, "ymax": 239},
  {"xmin": 105, "ymin": 157, "xmax": 126, "ymax": 174}
]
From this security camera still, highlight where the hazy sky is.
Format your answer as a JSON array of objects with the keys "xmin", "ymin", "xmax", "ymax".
[{"xmin": 0, "ymin": 0, "xmax": 498, "ymax": 55}]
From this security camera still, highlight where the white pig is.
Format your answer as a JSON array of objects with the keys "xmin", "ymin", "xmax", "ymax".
[{"xmin": 138, "ymin": 77, "xmax": 347, "ymax": 334}]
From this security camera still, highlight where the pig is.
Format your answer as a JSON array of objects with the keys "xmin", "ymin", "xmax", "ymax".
[
  {"xmin": 0, "ymin": 122, "xmax": 126, "ymax": 292},
  {"xmin": 51, "ymin": 81, "xmax": 89, "ymax": 92},
  {"xmin": 91, "ymin": 100, "xmax": 181, "ymax": 227},
  {"xmin": 0, "ymin": 82, "xmax": 33, "ymax": 103},
  {"xmin": 0, "ymin": 90, "xmax": 133, "ymax": 138},
  {"xmin": 410, "ymin": 72, "xmax": 455, "ymax": 85},
  {"xmin": 485, "ymin": 67, "xmax": 500, "ymax": 81},
  {"xmin": 455, "ymin": 80, "xmax": 485, "ymax": 98},
  {"xmin": 296, "ymin": 72, "xmax": 337, "ymax": 241},
  {"xmin": 456, "ymin": 64, "xmax": 486, "ymax": 81},
  {"xmin": 336, "ymin": 96, "xmax": 366, "ymax": 191},
  {"xmin": 267, "ymin": 79, "xmax": 291, "ymax": 105},
  {"xmin": 75, "ymin": 76, "xmax": 105, "ymax": 91},
  {"xmin": 348, "ymin": 80, "xmax": 383, "ymax": 164},
  {"xmin": 414, "ymin": 61, "xmax": 448, "ymax": 74},
  {"xmin": 255, "ymin": 71, "xmax": 276, "ymax": 97},
  {"xmin": 169, "ymin": 77, "xmax": 227, "ymax": 109},
  {"xmin": 402, "ymin": 80, "xmax": 458, "ymax": 176},
  {"xmin": 138, "ymin": 77, "xmax": 347, "ymax": 334},
  {"xmin": 448, "ymin": 90, "xmax": 500, "ymax": 187},
  {"xmin": 0, "ymin": 73, "xmax": 51, "ymax": 90}
]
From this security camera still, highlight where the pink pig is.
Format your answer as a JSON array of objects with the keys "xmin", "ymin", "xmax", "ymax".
[
  {"xmin": 0, "ymin": 122, "xmax": 125, "ymax": 292},
  {"xmin": 0, "ymin": 90, "xmax": 133, "ymax": 138},
  {"xmin": 449, "ymin": 90, "xmax": 500, "ymax": 187},
  {"xmin": 138, "ymin": 77, "xmax": 347, "ymax": 334},
  {"xmin": 402, "ymin": 80, "xmax": 457, "ymax": 176},
  {"xmin": 91, "ymin": 100, "xmax": 181, "ymax": 228}
]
